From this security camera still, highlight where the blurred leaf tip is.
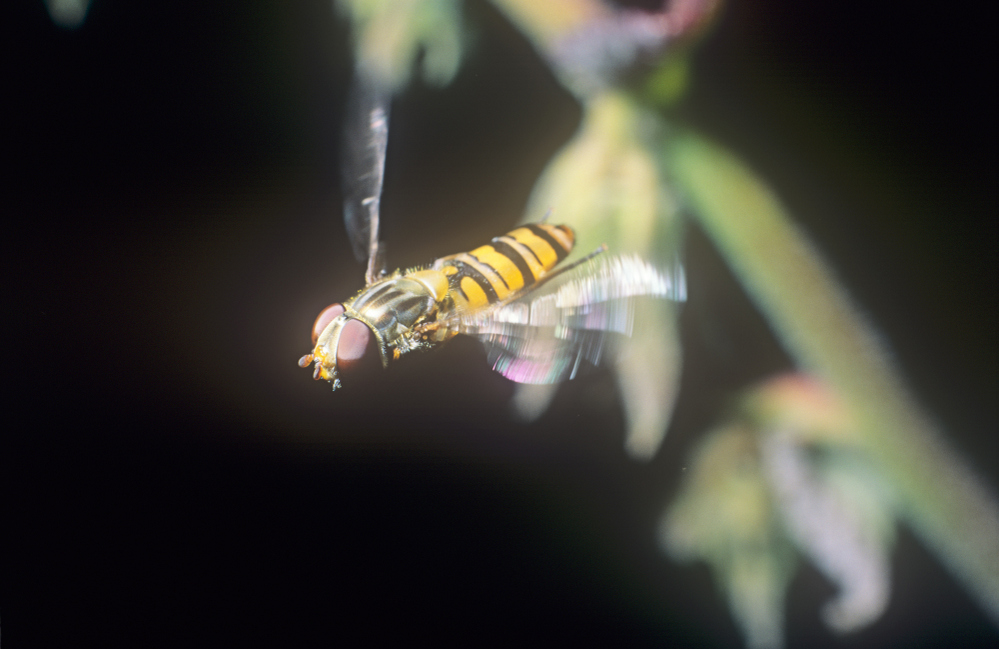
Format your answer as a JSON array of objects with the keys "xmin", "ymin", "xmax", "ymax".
[{"xmin": 45, "ymin": 0, "xmax": 92, "ymax": 29}]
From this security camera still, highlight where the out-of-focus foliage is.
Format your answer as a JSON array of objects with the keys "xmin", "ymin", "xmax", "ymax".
[
  {"xmin": 336, "ymin": 0, "xmax": 999, "ymax": 646},
  {"xmin": 663, "ymin": 420, "xmax": 795, "ymax": 649},
  {"xmin": 527, "ymin": 94, "xmax": 677, "ymax": 260},
  {"xmin": 666, "ymin": 127, "xmax": 999, "ymax": 637},
  {"xmin": 493, "ymin": 0, "xmax": 719, "ymax": 97},
  {"xmin": 664, "ymin": 376, "xmax": 898, "ymax": 648},
  {"xmin": 336, "ymin": 0, "xmax": 465, "ymax": 91},
  {"xmin": 517, "ymin": 92, "xmax": 685, "ymax": 458}
]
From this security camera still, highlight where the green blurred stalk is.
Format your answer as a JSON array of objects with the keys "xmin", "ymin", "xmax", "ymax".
[{"xmin": 667, "ymin": 129, "xmax": 999, "ymax": 625}]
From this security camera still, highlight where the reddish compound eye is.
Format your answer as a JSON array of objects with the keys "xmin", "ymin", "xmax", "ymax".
[
  {"xmin": 336, "ymin": 318, "xmax": 380, "ymax": 379},
  {"xmin": 311, "ymin": 303, "xmax": 345, "ymax": 345}
]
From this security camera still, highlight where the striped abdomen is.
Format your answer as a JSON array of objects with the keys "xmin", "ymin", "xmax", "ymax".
[{"xmin": 433, "ymin": 224, "xmax": 575, "ymax": 312}]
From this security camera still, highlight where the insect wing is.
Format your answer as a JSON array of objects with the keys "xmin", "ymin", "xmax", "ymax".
[
  {"xmin": 459, "ymin": 254, "xmax": 686, "ymax": 384},
  {"xmin": 341, "ymin": 71, "xmax": 390, "ymax": 283}
]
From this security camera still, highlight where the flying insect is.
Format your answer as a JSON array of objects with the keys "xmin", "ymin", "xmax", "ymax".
[{"xmin": 298, "ymin": 74, "xmax": 685, "ymax": 390}]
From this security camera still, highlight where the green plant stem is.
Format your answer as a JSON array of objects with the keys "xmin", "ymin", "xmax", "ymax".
[{"xmin": 667, "ymin": 129, "xmax": 999, "ymax": 625}]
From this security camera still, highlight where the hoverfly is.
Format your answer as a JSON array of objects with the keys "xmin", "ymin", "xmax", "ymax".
[{"xmin": 299, "ymin": 73, "xmax": 685, "ymax": 390}]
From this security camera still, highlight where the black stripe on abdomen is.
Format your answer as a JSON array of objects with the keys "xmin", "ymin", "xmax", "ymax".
[
  {"xmin": 469, "ymin": 251, "xmax": 511, "ymax": 290},
  {"xmin": 445, "ymin": 259, "xmax": 499, "ymax": 304},
  {"xmin": 489, "ymin": 238, "xmax": 537, "ymax": 286},
  {"xmin": 525, "ymin": 224, "xmax": 569, "ymax": 262}
]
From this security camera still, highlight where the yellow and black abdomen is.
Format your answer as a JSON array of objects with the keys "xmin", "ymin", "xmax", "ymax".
[{"xmin": 433, "ymin": 224, "xmax": 575, "ymax": 312}]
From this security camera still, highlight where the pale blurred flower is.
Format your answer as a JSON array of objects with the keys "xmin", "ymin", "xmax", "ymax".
[
  {"xmin": 518, "ymin": 92, "xmax": 685, "ymax": 458},
  {"xmin": 664, "ymin": 375, "xmax": 898, "ymax": 648}
]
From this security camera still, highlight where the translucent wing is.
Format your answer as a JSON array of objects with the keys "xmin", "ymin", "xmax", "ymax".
[
  {"xmin": 341, "ymin": 69, "xmax": 390, "ymax": 284},
  {"xmin": 458, "ymin": 254, "xmax": 686, "ymax": 384}
]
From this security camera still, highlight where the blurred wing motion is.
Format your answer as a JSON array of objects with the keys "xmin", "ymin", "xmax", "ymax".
[
  {"xmin": 341, "ymin": 71, "xmax": 390, "ymax": 284},
  {"xmin": 458, "ymin": 253, "xmax": 686, "ymax": 384}
]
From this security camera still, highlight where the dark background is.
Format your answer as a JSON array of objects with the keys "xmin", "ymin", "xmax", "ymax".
[{"xmin": 5, "ymin": 0, "xmax": 996, "ymax": 646}]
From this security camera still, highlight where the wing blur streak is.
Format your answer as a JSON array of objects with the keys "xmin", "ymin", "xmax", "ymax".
[
  {"xmin": 341, "ymin": 70, "xmax": 390, "ymax": 283},
  {"xmin": 459, "ymin": 254, "xmax": 686, "ymax": 384}
]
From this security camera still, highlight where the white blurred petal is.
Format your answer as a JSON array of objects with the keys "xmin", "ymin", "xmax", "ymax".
[{"xmin": 761, "ymin": 429, "xmax": 893, "ymax": 633}]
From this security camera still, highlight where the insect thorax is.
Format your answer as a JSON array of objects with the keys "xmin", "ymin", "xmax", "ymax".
[{"xmin": 346, "ymin": 270, "xmax": 452, "ymax": 359}]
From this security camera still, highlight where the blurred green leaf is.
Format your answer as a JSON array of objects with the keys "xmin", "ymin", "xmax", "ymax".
[
  {"xmin": 662, "ymin": 422, "xmax": 795, "ymax": 649},
  {"xmin": 665, "ymin": 375, "xmax": 899, "ymax": 647},
  {"xmin": 521, "ymin": 91, "xmax": 684, "ymax": 458},
  {"xmin": 338, "ymin": 0, "xmax": 464, "ymax": 91}
]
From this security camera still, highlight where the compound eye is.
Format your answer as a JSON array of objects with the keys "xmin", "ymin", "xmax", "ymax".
[
  {"xmin": 312, "ymin": 303, "xmax": 345, "ymax": 345},
  {"xmin": 336, "ymin": 318, "xmax": 380, "ymax": 379}
]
